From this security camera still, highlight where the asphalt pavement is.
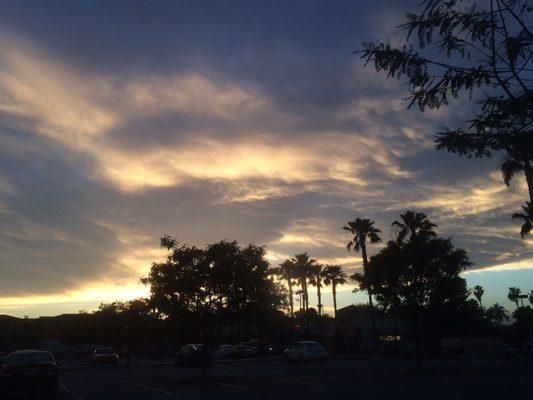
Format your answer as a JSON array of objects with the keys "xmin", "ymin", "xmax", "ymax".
[{"xmin": 14, "ymin": 356, "xmax": 533, "ymax": 399}]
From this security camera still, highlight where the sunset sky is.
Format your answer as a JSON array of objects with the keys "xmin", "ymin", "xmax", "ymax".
[{"xmin": 0, "ymin": 0, "xmax": 531, "ymax": 317}]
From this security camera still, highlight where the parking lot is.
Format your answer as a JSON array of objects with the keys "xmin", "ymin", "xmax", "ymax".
[{"xmin": 51, "ymin": 356, "xmax": 532, "ymax": 399}]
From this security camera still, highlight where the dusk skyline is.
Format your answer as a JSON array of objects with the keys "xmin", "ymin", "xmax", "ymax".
[{"xmin": 0, "ymin": 0, "xmax": 531, "ymax": 317}]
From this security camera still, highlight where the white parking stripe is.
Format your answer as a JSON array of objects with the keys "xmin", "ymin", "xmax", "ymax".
[
  {"xmin": 217, "ymin": 382, "xmax": 253, "ymax": 391},
  {"xmin": 59, "ymin": 382, "xmax": 84, "ymax": 400},
  {"xmin": 117, "ymin": 378, "xmax": 174, "ymax": 395}
]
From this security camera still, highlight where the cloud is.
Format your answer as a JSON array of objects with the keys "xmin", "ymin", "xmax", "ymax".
[
  {"xmin": 0, "ymin": 0, "xmax": 531, "ymax": 316},
  {"xmin": 0, "ymin": 33, "xmax": 421, "ymax": 196}
]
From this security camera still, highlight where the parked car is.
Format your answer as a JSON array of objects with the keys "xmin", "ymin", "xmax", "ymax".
[
  {"xmin": 283, "ymin": 341, "xmax": 328, "ymax": 362},
  {"xmin": 90, "ymin": 348, "xmax": 119, "ymax": 365},
  {"xmin": 214, "ymin": 344, "xmax": 234, "ymax": 359},
  {"xmin": 239, "ymin": 340, "xmax": 261, "ymax": 350},
  {"xmin": 174, "ymin": 344, "xmax": 212, "ymax": 367},
  {"xmin": 0, "ymin": 350, "xmax": 58, "ymax": 398},
  {"xmin": 228, "ymin": 345, "xmax": 258, "ymax": 359}
]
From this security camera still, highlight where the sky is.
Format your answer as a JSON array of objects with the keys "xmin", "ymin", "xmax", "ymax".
[{"xmin": 0, "ymin": 0, "xmax": 531, "ymax": 317}]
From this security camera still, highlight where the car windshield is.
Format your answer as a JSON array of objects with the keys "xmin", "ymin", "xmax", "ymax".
[
  {"xmin": 305, "ymin": 342, "xmax": 322, "ymax": 348},
  {"xmin": 95, "ymin": 348, "xmax": 116, "ymax": 355},
  {"xmin": 5, "ymin": 352, "xmax": 53, "ymax": 366}
]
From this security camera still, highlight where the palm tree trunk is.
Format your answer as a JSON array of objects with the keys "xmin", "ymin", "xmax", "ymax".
[
  {"xmin": 303, "ymin": 281, "xmax": 309, "ymax": 334},
  {"xmin": 287, "ymin": 278, "xmax": 294, "ymax": 317},
  {"xmin": 317, "ymin": 281, "xmax": 322, "ymax": 316},
  {"xmin": 304, "ymin": 282, "xmax": 309, "ymax": 313},
  {"xmin": 332, "ymin": 284, "xmax": 338, "ymax": 331},
  {"xmin": 361, "ymin": 244, "xmax": 377, "ymax": 338}
]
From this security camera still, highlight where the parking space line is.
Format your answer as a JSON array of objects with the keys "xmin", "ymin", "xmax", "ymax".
[
  {"xmin": 217, "ymin": 382, "xmax": 253, "ymax": 391},
  {"xmin": 59, "ymin": 383, "xmax": 84, "ymax": 400},
  {"xmin": 117, "ymin": 378, "xmax": 174, "ymax": 395}
]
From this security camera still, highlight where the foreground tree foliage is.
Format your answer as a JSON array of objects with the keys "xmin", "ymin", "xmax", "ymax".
[
  {"xmin": 354, "ymin": 211, "xmax": 472, "ymax": 368},
  {"xmin": 141, "ymin": 237, "xmax": 286, "ymax": 376},
  {"xmin": 361, "ymin": 0, "xmax": 533, "ymax": 237}
]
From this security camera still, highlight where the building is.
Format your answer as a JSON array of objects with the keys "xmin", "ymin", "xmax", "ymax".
[{"xmin": 336, "ymin": 305, "xmax": 411, "ymax": 351}]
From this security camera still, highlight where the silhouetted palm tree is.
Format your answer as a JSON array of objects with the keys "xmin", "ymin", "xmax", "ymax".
[
  {"xmin": 486, "ymin": 303, "xmax": 510, "ymax": 327},
  {"xmin": 291, "ymin": 253, "xmax": 317, "ymax": 315},
  {"xmin": 271, "ymin": 260, "xmax": 297, "ymax": 317},
  {"xmin": 323, "ymin": 265, "xmax": 347, "ymax": 327},
  {"xmin": 391, "ymin": 210, "xmax": 436, "ymax": 243},
  {"xmin": 343, "ymin": 217, "xmax": 382, "ymax": 334},
  {"xmin": 472, "ymin": 285, "xmax": 485, "ymax": 308},
  {"xmin": 529, "ymin": 290, "xmax": 533, "ymax": 306},
  {"xmin": 508, "ymin": 287, "xmax": 522, "ymax": 309},
  {"xmin": 308, "ymin": 264, "xmax": 327, "ymax": 316},
  {"xmin": 512, "ymin": 202, "xmax": 532, "ymax": 238}
]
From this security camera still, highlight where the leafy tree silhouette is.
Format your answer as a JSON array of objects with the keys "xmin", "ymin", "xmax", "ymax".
[
  {"xmin": 360, "ymin": 0, "xmax": 533, "ymax": 237},
  {"xmin": 358, "ymin": 212, "xmax": 471, "ymax": 369},
  {"xmin": 141, "ymin": 237, "xmax": 285, "ymax": 377}
]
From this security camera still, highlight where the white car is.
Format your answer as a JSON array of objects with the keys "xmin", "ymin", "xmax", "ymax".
[
  {"xmin": 283, "ymin": 341, "xmax": 328, "ymax": 362},
  {"xmin": 214, "ymin": 344, "xmax": 234, "ymax": 359}
]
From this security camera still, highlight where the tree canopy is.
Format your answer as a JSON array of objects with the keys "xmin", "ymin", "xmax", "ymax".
[
  {"xmin": 141, "ymin": 237, "xmax": 286, "ymax": 322},
  {"xmin": 355, "ymin": 212, "xmax": 472, "ymax": 331},
  {"xmin": 361, "ymin": 0, "xmax": 533, "ymax": 237}
]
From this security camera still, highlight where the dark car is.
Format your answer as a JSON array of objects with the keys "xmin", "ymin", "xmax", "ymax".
[
  {"xmin": 0, "ymin": 350, "xmax": 58, "ymax": 398},
  {"xmin": 174, "ymin": 344, "xmax": 212, "ymax": 367},
  {"xmin": 90, "ymin": 348, "xmax": 119, "ymax": 365},
  {"xmin": 228, "ymin": 345, "xmax": 258, "ymax": 359}
]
